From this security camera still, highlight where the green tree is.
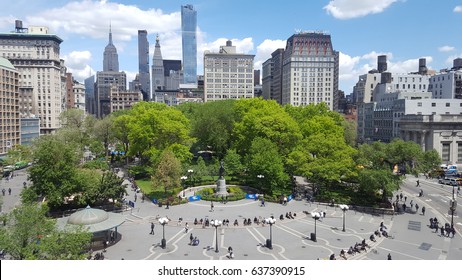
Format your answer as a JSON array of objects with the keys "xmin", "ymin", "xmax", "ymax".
[
  {"xmin": 26, "ymin": 135, "xmax": 81, "ymax": 209},
  {"xmin": 93, "ymin": 115, "xmax": 115, "ymax": 158},
  {"xmin": 186, "ymin": 100, "xmax": 236, "ymax": 158},
  {"xmin": 223, "ymin": 149, "xmax": 243, "ymax": 177},
  {"xmin": 233, "ymin": 98, "xmax": 302, "ymax": 157},
  {"xmin": 417, "ymin": 149, "xmax": 441, "ymax": 175},
  {"xmin": 0, "ymin": 203, "xmax": 91, "ymax": 260},
  {"xmin": 246, "ymin": 137, "xmax": 290, "ymax": 196},
  {"xmin": 357, "ymin": 168, "xmax": 401, "ymax": 204},
  {"xmin": 153, "ymin": 150, "xmax": 182, "ymax": 194},
  {"xmin": 75, "ymin": 169, "xmax": 126, "ymax": 206},
  {"xmin": 127, "ymin": 102, "xmax": 193, "ymax": 164}
]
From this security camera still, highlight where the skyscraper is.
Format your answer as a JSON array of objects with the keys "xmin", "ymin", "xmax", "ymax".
[
  {"xmin": 97, "ymin": 26, "xmax": 126, "ymax": 117},
  {"xmin": 181, "ymin": 4, "xmax": 197, "ymax": 85},
  {"xmin": 103, "ymin": 24, "xmax": 119, "ymax": 72},
  {"xmin": 138, "ymin": 30, "xmax": 150, "ymax": 101},
  {"xmin": 281, "ymin": 32, "xmax": 338, "ymax": 110},
  {"xmin": 152, "ymin": 35, "xmax": 165, "ymax": 92}
]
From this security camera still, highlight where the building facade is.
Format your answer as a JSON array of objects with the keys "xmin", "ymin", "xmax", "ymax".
[
  {"xmin": 203, "ymin": 40, "xmax": 254, "ymax": 102},
  {"xmin": 0, "ymin": 57, "xmax": 20, "ymax": 156},
  {"xmin": 109, "ymin": 85, "xmax": 142, "ymax": 113},
  {"xmin": 103, "ymin": 25, "xmax": 119, "ymax": 72},
  {"xmin": 281, "ymin": 32, "xmax": 338, "ymax": 109},
  {"xmin": 181, "ymin": 4, "xmax": 197, "ymax": 85},
  {"xmin": 137, "ymin": 30, "xmax": 150, "ymax": 101},
  {"xmin": 20, "ymin": 117, "xmax": 40, "ymax": 146},
  {"xmin": 152, "ymin": 35, "xmax": 165, "ymax": 93},
  {"xmin": 84, "ymin": 75, "xmax": 96, "ymax": 116},
  {"xmin": 73, "ymin": 80, "xmax": 85, "ymax": 111},
  {"xmin": 0, "ymin": 21, "xmax": 64, "ymax": 134}
]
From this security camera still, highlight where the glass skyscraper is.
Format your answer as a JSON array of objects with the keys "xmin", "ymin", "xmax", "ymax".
[
  {"xmin": 138, "ymin": 30, "xmax": 150, "ymax": 101},
  {"xmin": 181, "ymin": 4, "xmax": 197, "ymax": 85}
]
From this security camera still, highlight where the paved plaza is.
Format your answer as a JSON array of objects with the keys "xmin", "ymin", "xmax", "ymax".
[{"xmin": 1, "ymin": 168, "xmax": 461, "ymax": 260}]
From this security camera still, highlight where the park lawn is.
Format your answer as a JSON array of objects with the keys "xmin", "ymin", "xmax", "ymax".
[{"xmin": 135, "ymin": 178, "xmax": 181, "ymax": 200}]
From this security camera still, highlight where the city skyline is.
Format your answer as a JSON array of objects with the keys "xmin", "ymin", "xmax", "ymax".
[{"xmin": 1, "ymin": 0, "xmax": 461, "ymax": 94}]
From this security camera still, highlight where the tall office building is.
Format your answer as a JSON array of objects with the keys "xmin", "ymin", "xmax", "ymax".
[
  {"xmin": 152, "ymin": 35, "xmax": 165, "ymax": 93},
  {"xmin": 0, "ymin": 20, "xmax": 64, "ymax": 134},
  {"xmin": 0, "ymin": 57, "xmax": 20, "ymax": 156},
  {"xmin": 103, "ymin": 24, "xmax": 119, "ymax": 72},
  {"xmin": 181, "ymin": 4, "xmax": 197, "ymax": 85},
  {"xmin": 84, "ymin": 75, "xmax": 96, "ymax": 115},
  {"xmin": 96, "ymin": 26, "xmax": 126, "ymax": 117},
  {"xmin": 138, "ymin": 30, "xmax": 150, "ymax": 101},
  {"xmin": 203, "ymin": 40, "xmax": 254, "ymax": 102},
  {"xmin": 281, "ymin": 32, "xmax": 339, "ymax": 109}
]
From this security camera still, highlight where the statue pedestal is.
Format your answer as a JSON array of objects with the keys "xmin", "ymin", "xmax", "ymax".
[{"xmin": 216, "ymin": 176, "xmax": 228, "ymax": 196}]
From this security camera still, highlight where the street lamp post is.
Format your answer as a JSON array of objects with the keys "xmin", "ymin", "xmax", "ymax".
[
  {"xmin": 188, "ymin": 169, "xmax": 194, "ymax": 188},
  {"xmin": 265, "ymin": 217, "xmax": 276, "ymax": 249},
  {"xmin": 159, "ymin": 217, "xmax": 169, "ymax": 249},
  {"xmin": 211, "ymin": 219, "xmax": 222, "ymax": 253},
  {"xmin": 339, "ymin": 204, "xmax": 349, "ymax": 232},
  {"xmin": 450, "ymin": 185, "xmax": 458, "ymax": 228},
  {"xmin": 311, "ymin": 212, "xmax": 320, "ymax": 242},
  {"xmin": 257, "ymin": 174, "xmax": 264, "ymax": 199},
  {"xmin": 181, "ymin": 176, "xmax": 187, "ymax": 197}
]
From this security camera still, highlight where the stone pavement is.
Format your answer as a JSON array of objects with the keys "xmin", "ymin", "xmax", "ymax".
[
  {"xmin": 100, "ymin": 172, "xmax": 462, "ymax": 260},
  {"xmin": 2, "ymin": 169, "xmax": 461, "ymax": 260}
]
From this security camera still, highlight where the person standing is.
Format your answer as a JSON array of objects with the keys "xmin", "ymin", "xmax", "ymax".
[
  {"xmin": 8, "ymin": 188, "xmax": 11, "ymax": 195},
  {"xmin": 189, "ymin": 233, "xmax": 194, "ymax": 245},
  {"xmin": 210, "ymin": 201, "xmax": 214, "ymax": 212},
  {"xmin": 421, "ymin": 206, "xmax": 426, "ymax": 215},
  {"xmin": 150, "ymin": 222, "xmax": 155, "ymax": 235},
  {"xmin": 415, "ymin": 203, "xmax": 419, "ymax": 214},
  {"xmin": 387, "ymin": 253, "xmax": 392, "ymax": 260}
]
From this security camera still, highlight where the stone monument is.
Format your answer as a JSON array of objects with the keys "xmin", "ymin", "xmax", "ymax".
[{"xmin": 216, "ymin": 160, "xmax": 228, "ymax": 196}]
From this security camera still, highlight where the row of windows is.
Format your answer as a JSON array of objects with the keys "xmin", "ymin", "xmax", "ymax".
[{"xmin": 416, "ymin": 102, "xmax": 462, "ymax": 107}]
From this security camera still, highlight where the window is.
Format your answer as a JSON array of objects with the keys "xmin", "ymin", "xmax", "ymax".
[
  {"xmin": 442, "ymin": 143, "xmax": 450, "ymax": 162},
  {"xmin": 432, "ymin": 103, "xmax": 436, "ymax": 107},
  {"xmin": 446, "ymin": 103, "xmax": 450, "ymax": 107},
  {"xmin": 417, "ymin": 102, "xmax": 422, "ymax": 107}
]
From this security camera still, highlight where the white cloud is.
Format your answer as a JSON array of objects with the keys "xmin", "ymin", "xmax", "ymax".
[
  {"xmin": 438, "ymin": 45, "xmax": 455, "ymax": 52},
  {"xmin": 24, "ymin": 0, "xmax": 180, "ymax": 42},
  {"xmin": 254, "ymin": 39, "xmax": 286, "ymax": 71},
  {"xmin": 324, "ymin": 0, "xmax": 398, "ymax": 19},
  {"xmin": 454, "ymin": 6, "xmax": 462, "ymax": 13},
  {"xmin": 62, "ymin": 51, "xmax": 95, "ymax": 82}
]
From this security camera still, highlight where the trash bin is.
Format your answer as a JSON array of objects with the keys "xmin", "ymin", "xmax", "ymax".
[
  {"xmin": 311, "ymin": 233, "xmax": 317, "ymax": 242},
  {"xmin": 158, "ymin": 201, "xmax": 163, "ymax": 207},
  {"xmin": 266, "ymin": 238, "xmax": 272, "ymax": 249}
]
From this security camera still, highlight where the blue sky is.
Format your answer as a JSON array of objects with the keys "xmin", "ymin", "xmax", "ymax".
[{"xmin": 1, "ymin": 0, "xmax": 461, "ymax": 94}]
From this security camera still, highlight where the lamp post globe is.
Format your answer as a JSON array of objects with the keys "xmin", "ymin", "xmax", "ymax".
[
  {"xmin": 211, "ymin": 219, "xmax": 222, "ymax": 253},
  {"xmin": 158, "ymin": 217, "xmax": 169, "ymax": 249},
  {"xmin": 311, "ymin": 212, "xmax": 320, "ymax": 242},
  {"xmin": 265, "ymin": 217, "xmax": 276, "ymax": 249},
  {"xmin": 339, "ymin": 204, "xmax": 349, "ymax": 232}
]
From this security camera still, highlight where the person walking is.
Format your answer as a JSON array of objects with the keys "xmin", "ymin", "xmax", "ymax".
[
  {"xmin": 1, "ymin": 188, "xmax": 5, "ymax": 196},
  {"xmin": 210, "ymin": 201, "xmax": 214, "ymax": 212},
  {"xmin": 8, "ymin": 188, "xmax": 11, "ymax": 195},
  {"xmin": 416, "ymin": 180, "xmax": 420, "ymax": 187},
  {"xmin": 189, "ymin": 233, "xmax": 194, "ymax": 245},
  {"xmin": 134, "ymin": 193, "xmax": 137, "ymax": 202},
  {"xmin": 415, "ymin": 203, "xmax": 419, "ymax": 214},
  {"xmin": 150, "ymin": 222, "xmax": 155, "ymax": 235},
  {"xmin": 387, "ymin": 253, "xmax": 392, "ymax": 260},
  {"xmin": 228, "ymin": 246, "xmax": 234, "ymax": 259},
  {"xmin": 184, "ymin": 222, "xmax": 189, "ymax": 233},
  {"xmin": 421, "ymin": 206, "xmax": 426, "ymax": 215}
]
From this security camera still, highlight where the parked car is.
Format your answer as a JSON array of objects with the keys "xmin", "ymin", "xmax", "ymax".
[{"xmin": 438, "ymin": 177, "xmax": 452, "ymax": 185}]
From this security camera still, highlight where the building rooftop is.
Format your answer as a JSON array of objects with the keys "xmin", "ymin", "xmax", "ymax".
[{"xmin": 0, "ymin": 57, "xmax": 16, "ymax": 70}]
